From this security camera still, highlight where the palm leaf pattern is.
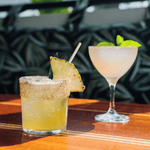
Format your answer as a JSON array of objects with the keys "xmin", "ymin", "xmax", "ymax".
[{"xmin": 0, "ymin": 1, "xmax": 150, "ymax": 104}]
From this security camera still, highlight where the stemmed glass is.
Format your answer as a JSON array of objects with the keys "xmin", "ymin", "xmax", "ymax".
[{"xmin": 89, "ymin": 46, "xmax": 138, "ymax": 123}]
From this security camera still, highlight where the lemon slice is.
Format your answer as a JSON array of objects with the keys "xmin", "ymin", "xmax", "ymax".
[{"xmin": 50, "ymin": 56, "xmax": 85, "ymax": 92}]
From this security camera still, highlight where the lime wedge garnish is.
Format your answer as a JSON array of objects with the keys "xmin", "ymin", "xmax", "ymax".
[
  {"xmin": 116, "ymin": 35, "xmax": 124, "ymax": 46},
  {"xmin": 120, "ymin": 40, "xmax": 141, "ymax": 47},
  {"xmin": 96, "ymin": 35, "xmax": 141, "ymax": 47},
  {"xmin": 96, "ymin": 42, "xmax": 115, "ymax": 46}
]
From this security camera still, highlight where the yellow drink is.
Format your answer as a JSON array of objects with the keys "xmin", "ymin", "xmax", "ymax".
[
  {"xmin": 19, "ymin": 76, "xmax": 70, "ymax": 134},
  {"xmin": 21, "ymin": 97, "xmax": 68, "ymax": 131}
]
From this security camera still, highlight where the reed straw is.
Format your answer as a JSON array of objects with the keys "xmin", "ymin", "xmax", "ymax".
[{"xmin": 69, "ymin": 42, "xmax": 82, "ymax": 63}]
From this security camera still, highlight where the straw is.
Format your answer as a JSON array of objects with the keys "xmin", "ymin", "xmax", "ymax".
[{"xmin": 69, "ymin": 42, "xmax": 82, "ymax": 63}]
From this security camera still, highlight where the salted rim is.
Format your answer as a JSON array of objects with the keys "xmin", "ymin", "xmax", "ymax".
[{"xmin": 19, "ymin": 76, "xmax": 70, "ymax": 85}]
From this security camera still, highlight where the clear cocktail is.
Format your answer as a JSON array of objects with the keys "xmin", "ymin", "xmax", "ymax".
[
  {"xmin": 89, "ymin": 46, "xmax": 138, "ymax": 123},
  {"xmin": 19, "ymin": 76, "xmax": 70, "ymax": 134},
  {"xmin": 89, "ymin": 46, "xmax": 138, "ymax": 84}
]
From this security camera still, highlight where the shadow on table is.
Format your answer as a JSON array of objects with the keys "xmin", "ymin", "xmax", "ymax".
[
  {"xmin": 0, "ymin": 94, "xmax": 21, "ymax": 102},
  {"xmin": 68, "ymin": 99, "xmax": 150, "ymax": 116},
  {"xmin": 0, "ymin": 109, "xmax": 96, "ymax": 147},
  {"xmin": 67, "ymin": 109, "xmax": 95, "ymax": 132},
  {"xmin": 0, "ymin": 112, "xmax": 45, "ymax": 147},
  {"xmin": 1, "ymin": 98, "xmax": 150, "ymax": 147}
]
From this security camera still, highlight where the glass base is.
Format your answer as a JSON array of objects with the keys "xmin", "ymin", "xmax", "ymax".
[
  {"xmin": 23, "ymin": 128, "xmax": 65, "ymax": 135},
  {"xmin": 95, "ymin": 109, "xmax": 129, "ymax": 123}
]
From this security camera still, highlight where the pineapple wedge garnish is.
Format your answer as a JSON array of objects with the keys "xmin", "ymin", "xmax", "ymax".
[{"xmin": 50, "ymin": 56, "xmax": 85, "ymax": 92}]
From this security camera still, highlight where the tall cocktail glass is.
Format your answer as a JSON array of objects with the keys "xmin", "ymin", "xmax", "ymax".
[
  {"xmin": 19, "ymin": 76, "xmax": 70, "ymax": 134},
  {"xmin": 89, "ymin": 46, "xmax": 138, "ymax": 123}
]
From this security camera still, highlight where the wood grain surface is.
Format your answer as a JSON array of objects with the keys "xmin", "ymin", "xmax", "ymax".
[{"xmin": 0, "ymin": 94, "xmax": 150, "ymax": 150}]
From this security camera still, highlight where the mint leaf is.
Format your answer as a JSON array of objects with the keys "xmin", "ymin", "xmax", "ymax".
[
  {"xmin": 96, "ymin": 42, "xmax": 115, "ymax": 46},
  {"xmin": 120, "ymin": 40, "xmax": 141, "ymax": 47},
  {"xmin": 116, "ymin": 35, "xmax": 124, "ymax": 46},
  {"xmin": 55, "ymin": 52, "xmax": 58, "ymax": 58},
  {"xmin": 49, "ymin": 52, "xmax": 58, "ymax": 79}
]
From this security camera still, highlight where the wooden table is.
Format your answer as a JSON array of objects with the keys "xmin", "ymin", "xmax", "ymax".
[{"xmin": 0, "ymin": 94, "xmax": 150, "ymax": 150}]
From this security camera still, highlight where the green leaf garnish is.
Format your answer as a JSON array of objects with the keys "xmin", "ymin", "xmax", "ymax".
[
  {"xmin": 49, "ymin": 52, "xmax": 58, "ymax": 79},
  {"xmin": 55, "ymin": 52, "xmax": 59, "ymax": 58},
  {"xmin": 96, "ymin": 42, "xmax": 115, "ymax": 46},
  {"xmin": 116, "ymin": 35, "xmax": 124, "ymax": 46},
  {"xmin": 49, "ymin": 65, "xmax": 53, "ymax": 79},
  {"xmin": 96, "ymin": 35, "xmax": 141, "ymax": 47},
  {"xmin": 120, "ymin": 40, "xmax": 142, "ymax": 47}
]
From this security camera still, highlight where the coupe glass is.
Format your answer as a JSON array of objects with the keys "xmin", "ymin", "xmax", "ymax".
[{"xmin": 89, "ymin": 46, "xmax": 138, "ymax": 123}]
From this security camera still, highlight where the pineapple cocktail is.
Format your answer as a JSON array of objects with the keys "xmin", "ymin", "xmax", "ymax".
[
  {"xmin": 19, "ymin": 56, "xmax": 85, "ymax": 134},
  {"xmin": 19, "ymin": 76, "xmax": 70, "ymax": 134}
]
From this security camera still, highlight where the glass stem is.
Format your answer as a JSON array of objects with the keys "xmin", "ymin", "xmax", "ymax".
[{"xmin": 108, "ymin": 83, "xmax": 116, "ymax": 114}]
